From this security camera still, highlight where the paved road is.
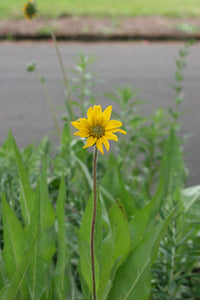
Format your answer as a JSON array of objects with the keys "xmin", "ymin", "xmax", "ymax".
[{"xmin": 0, "ymin": 41, "xmax": 200, "ymax": 185}]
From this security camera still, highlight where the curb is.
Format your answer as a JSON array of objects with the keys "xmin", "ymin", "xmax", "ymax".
[
  {"xmin": 0, "ymin": 16, "xmax": 200, "ymax": 41},
  {"xmin": 0, "ymin": 33, "xmax": 199, "ymax": 42}
]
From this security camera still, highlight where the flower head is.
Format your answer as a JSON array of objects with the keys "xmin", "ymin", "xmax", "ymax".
[
  {"xmin": 71, "ymin": 105, "xmax": 126, "ymax": 154},
  {"xmin": 23, "ymin": 0, "xmax": 37, "ymax": 20}
]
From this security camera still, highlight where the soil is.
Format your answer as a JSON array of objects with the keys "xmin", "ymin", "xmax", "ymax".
[{"xmin": 0, "ymin": 16, "xmax": 200, "ymax": 40}]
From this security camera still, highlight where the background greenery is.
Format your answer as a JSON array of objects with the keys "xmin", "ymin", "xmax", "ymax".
[
  {"xmin": 1, "ymin": 0, "xmax": 200, "ymax": 19},
  {"xmin": 0, "ymin": 41, "xmax": 199, "ymax": 299}
]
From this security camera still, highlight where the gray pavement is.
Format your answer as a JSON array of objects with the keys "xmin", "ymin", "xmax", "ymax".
[{"xmin": 0, "ymin": 41, "xmax": 200, "ymax": 185}]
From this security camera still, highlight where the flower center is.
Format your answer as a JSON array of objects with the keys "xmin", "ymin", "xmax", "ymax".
[{"xmin": 92, "ymin": 125, "xmax": 104, "ymax": 136}]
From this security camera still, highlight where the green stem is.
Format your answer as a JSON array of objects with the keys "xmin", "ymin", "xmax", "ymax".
[
  {"xmin": 49, "ymin": 29, "xmax": 74, "ymax": 120},
  {"xmin": 91, "ymin": 146, "xmax": 98, "ymax": 300},
  {"xmin": 35, "ymin": 69, "xmax": 62, "ymax": 141}
]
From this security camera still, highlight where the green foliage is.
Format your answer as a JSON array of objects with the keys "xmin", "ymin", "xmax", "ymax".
[
  {"xmin": 0, "ymin": 136, "xmax": 65, "ymax": 299},
  {"xmin": 151, "ymin": 130, "xmax": 200, "ymax": 300},
  {"xmin": 0, "ymin": 231, "xmax": 38, "ymax": 300},
  {"xmin": 108, "ymin": 209, "xmax": 174, "ymax": 300},
  {"xmin": 62, "ymin": 53, "xmax": 97, "ymax": 121},
  {"xmin": 0, "ymin": 41, "xmax": 199, "ymax": 300},
  {"xmin": 170, "ymin": 39, "xmax": 195, "ymax": 122}
]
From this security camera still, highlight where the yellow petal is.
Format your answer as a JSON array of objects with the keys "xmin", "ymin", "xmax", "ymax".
[
  {"xmin": 83, "ymin": 136, "xmax": 96, "ymax": 149},
  {"xmin": 93, "ymin": 105, "xmax": 102, "ymax": 125},
  {"xmin": 87, "ymin": 106, "xmax": 93, "ymax": 121},
  {"xmin": 71, "ymin": 118, "xmax": 90, "ymax": 130},
  {"xmin": 76, "ymin": 118, "xmax": 88, "ymax": 122},
  {"xmin": 105, "ymin": 120, "xmax": 122, "ymax": 130},
  {"xmin": 74, "ymin": 130, "xmax": 90, "ymax": 138},
  {"xmin": 71, "ymin": 121, "xmax": 81, "ymax": 129},
  {"xmin": 96, "ymin": 138, "xmax": 104, "ymax": 154},
  {"xmin": 87, "ymin": 105, "xmax": 101, "ymax": 126},
  {"xmin": 109, "ymin": 128, "xmax": 127, "ymax": 135},
  {"xmin": 101, "ymin": 136, "xmax": 110, "ymax": 151},
  {"xmin": 94, "ymin": 105, "xmax": 102, "ymax": 116},
  {"xmin": 102, "ymin": 106, "xmax": 112, "ymax": 124},
  {"xmin": 104, "ymin": 132, "xmax": 118, "ymax": 141}
]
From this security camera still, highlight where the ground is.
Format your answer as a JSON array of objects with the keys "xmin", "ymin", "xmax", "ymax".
[{"xmin": 0, "ymin": 16, "xmax": 200, "ymax": 40}]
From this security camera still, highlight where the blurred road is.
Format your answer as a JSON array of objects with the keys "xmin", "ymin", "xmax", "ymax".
[{"xmin": 0, "ymin": 41, "xmax": 200, "ymax": 185}]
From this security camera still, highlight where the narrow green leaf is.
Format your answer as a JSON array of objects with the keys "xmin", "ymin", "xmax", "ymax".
[
  {"xmin": 98, "ymin": 202, "xmax": 130, "ymax": 299},
  {"xmin": 9, "ymin": 130, "xmax": 35, "ymax": 226},
  {"xmin": 54, "ymin": 177, "xmax": 69, "ymax": 299},
  {"xmin": 77, "ymin": 232, "xmax": 100, "ymax": 294},
  {"xmin": 39, "ymin": 158, "xmax": 55, "ymax": 262},
  {"xmin": 77, "ymin": 193, "xmax": 102, "ymax": 294},
  {"xmin": 0, "ymin": 285, "xmax": 9, "ymax": 300},
  {"xmin": 79, "ymin": 193, "xmax": 102, "ymax": 261},
  {"xmin": 99, "ymin": 193, "xmax": 111, "ymax": 234},
  {"xmin": 151, "ymin": 209, "xmax": 175, "ymax": 264},
  {"xmin": 74, "ymin": 156, "xmax": 93, "ymax": 190},
  {"xmin": 27, "ymin": 248, "xmax": 47, "ymax": 300},
  {"xmin": 160, "ymin": 128, "xmax": 185, "ymax": 197},
  {"xmin": 26, "ymin": 184, "xmax": 46, "ymax": 300}
]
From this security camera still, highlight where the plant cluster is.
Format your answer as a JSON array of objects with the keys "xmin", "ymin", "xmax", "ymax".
[{"xmin": 0, "ymin": 5, "xmax": 199, "ymax": 298}]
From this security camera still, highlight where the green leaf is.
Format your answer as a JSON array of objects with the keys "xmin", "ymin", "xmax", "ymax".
[
  {"xmin": 78, "ymin": 264, "xmax": 92, "ymax": 300},
  {"xmin": 77, "ymin": 193, "xmax": 102, "ymax": 295},
  {"xmin": 160, "ymin": 128, "xmax": 185, "ymax": 198},
  {"xmin": 99, "ymin": 193, "xmax": 111, "ymax": 234},
  {"xmin": 79, "ymin": 193, "xmax": 102, "ymax": 260},
  {"xmin": 0, "ymin": 231, "xmax": 38, "ymax": 300},
  {"xmin": 98, "ymin": 202, "xmax": 130, "ymax": 299},
  {"xmin": 77, "ymin": 233, "xmax": 100, "ymax": 295},
  {"xmin": 39, "ymin": 158, "xmax": 55, "ymax": 262},
  {"xmin": 0, "ymin": 249, "xmax": 8, "ymax": 290},
  {"xmin": 108, "ymin": 209, "xmax": 174, "ymax": 300},
  {"xmin": 54, "ymin": 177, "xmax": 69, "ymax": 299},
  {"xmin": 10, "ymin": 130, "xmax": 35, "ymax": 226},
  {"xmin": 181, "ymin": 185, "xmax": 200, "ymax": 215},
  {"xmin": 129, "ymin": 180, "xmax": 163, "ymax": 249},
  {"xmin": 2, "ymin": 194, "xmax": 25, "ymax": 280},
  {"xmin": 27, "ymin": 249, "xmax": 47, "ymax": 300},
  {"xmin": 61, "ymin": 123, "xmax": 72, "ymax": 145},
  {"xmin": 101, "ymin": 155, "xmax": 138, "ymax": 217},
  {"xmin": 74, "ymin": 155, "xmax": 93, "ymax": 190},
  {"xmin": 108, "ymin": 242, "xmax": 151, "ymax": 300},
  {"xmin": 26, "ymin": 185, "xmax": 46, "ymax": 300},
  {"xmin": 175, "ymin": 186, "xmax": 200, "ymax": 250}
]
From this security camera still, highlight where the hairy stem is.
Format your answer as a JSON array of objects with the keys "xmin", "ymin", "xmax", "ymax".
[
  {"xmin": 91, "ymin": 146, "xmax": 98, "ymax": 300},
  {"xmin": 35, "ymin": 69, "xmax": 62, "ymax": 141}
]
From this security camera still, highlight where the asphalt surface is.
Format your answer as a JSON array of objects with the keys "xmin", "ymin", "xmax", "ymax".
[{"xmin": 0, "ymin": 41, "xmax": 200, "ymax": 186}]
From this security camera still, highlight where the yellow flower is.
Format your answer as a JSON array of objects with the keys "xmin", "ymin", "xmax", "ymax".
[
  {"xmin": 71, "ymin": 105, "xmax": 126, "ymax": 154},
  {"xmin": 23, "ymin": 0, "xmax": 37, "ymax": 20}
]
